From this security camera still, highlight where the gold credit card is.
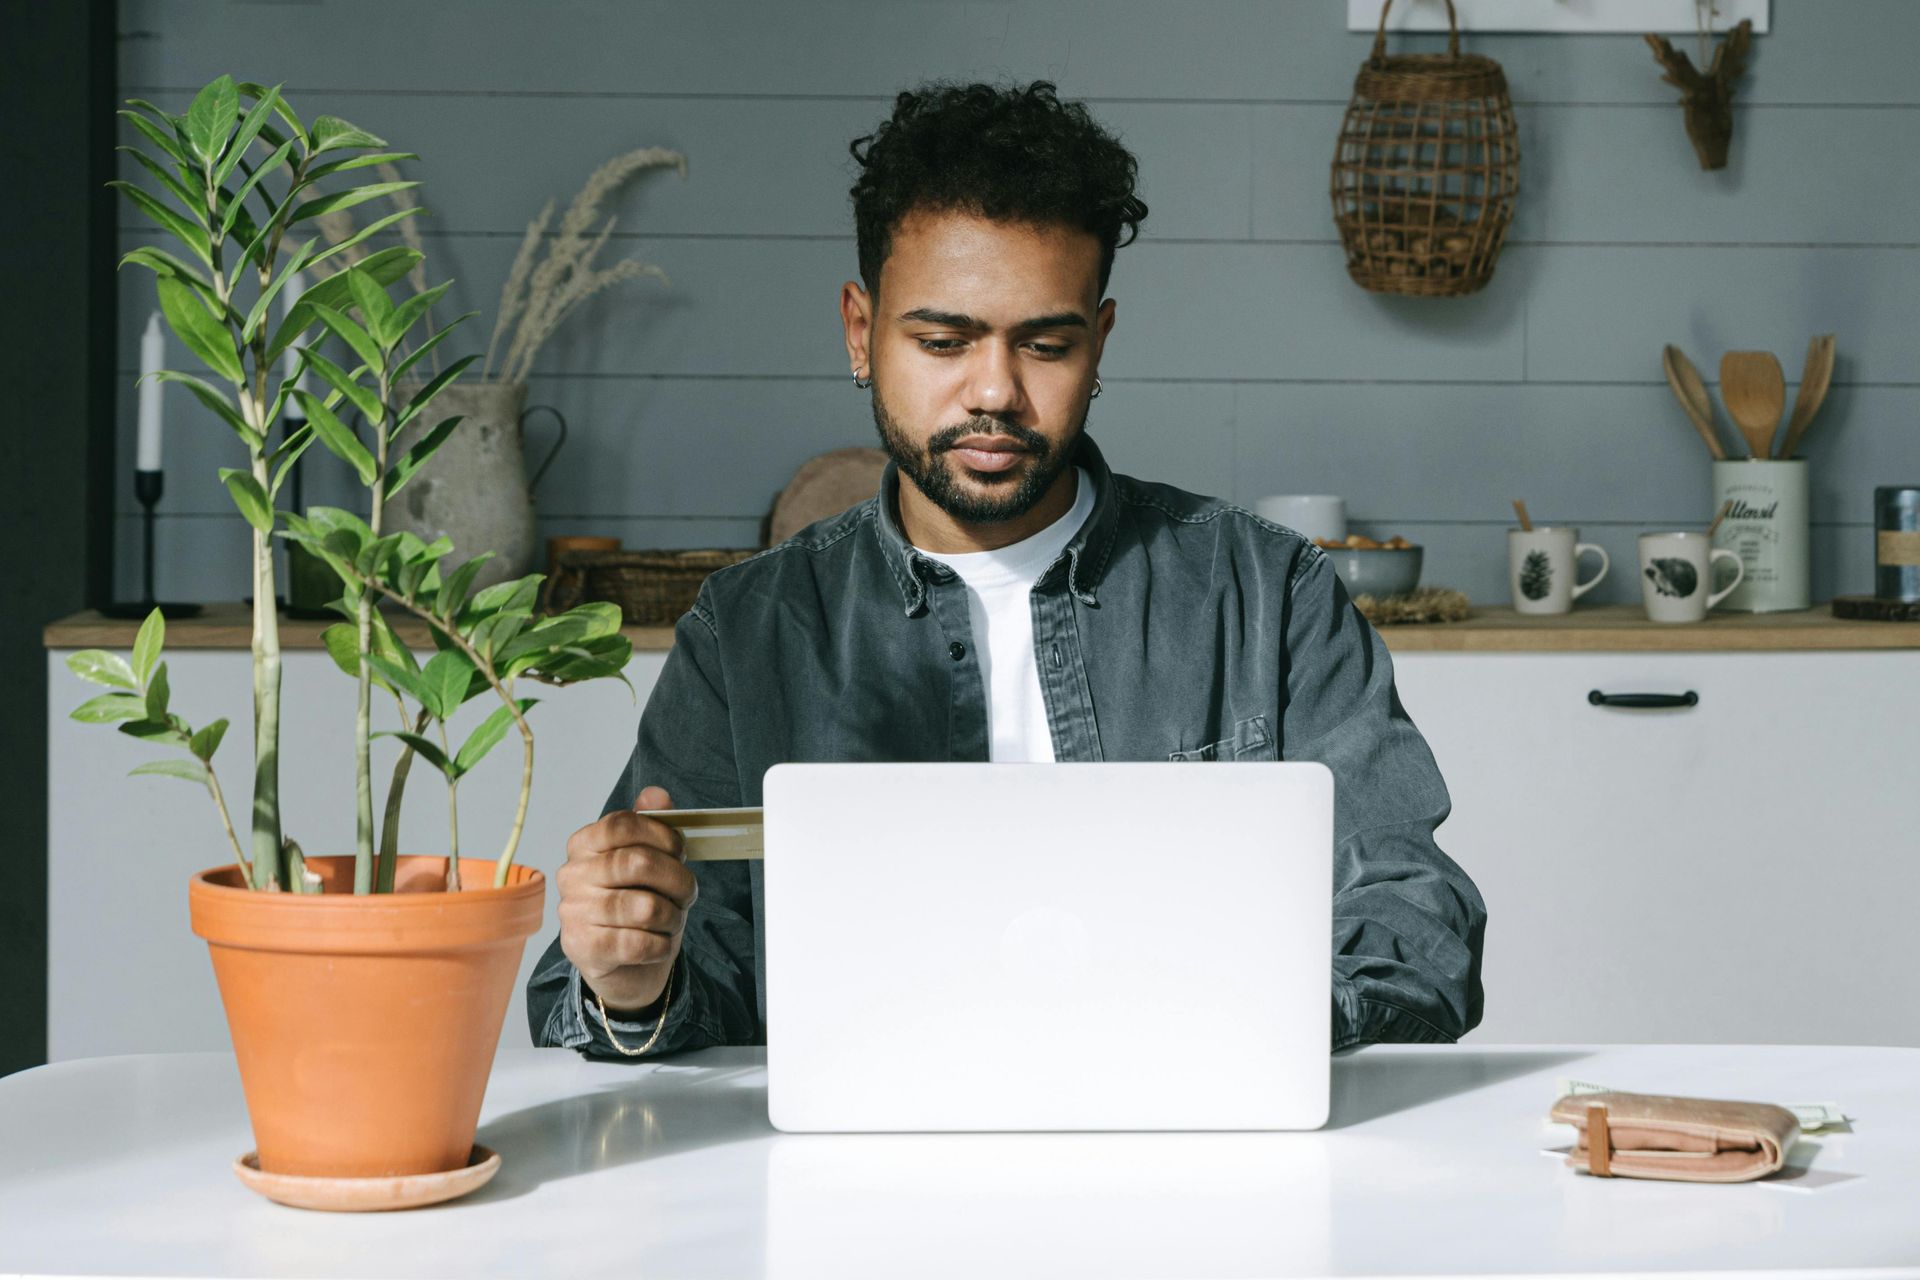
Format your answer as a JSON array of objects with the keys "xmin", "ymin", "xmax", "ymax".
[{"xmin": 647, "ymin": 807, "xmax": 764, "ymax": 860}]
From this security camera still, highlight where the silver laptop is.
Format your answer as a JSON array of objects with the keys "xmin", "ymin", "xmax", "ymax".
[{"xmin": 763, "ymin": 761, "xmax": 1333, "ymax": 1132}]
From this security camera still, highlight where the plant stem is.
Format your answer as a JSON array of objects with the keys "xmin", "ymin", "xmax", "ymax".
[
  {"xmin": 376, "ymin": 699, "xmax": 429, "ymax": 893},
  {"xmin": 352, "ymin": 366, "xmax": 395, "ymax": 893},
  {"xmin": 342, "ymin": 579, "xmax": 538, "ymax": 889},
  {"xmin": 203, "ymin": 765, "xmax": 252, "ymax": 884},
  {"xmin": 438, "ymin": 718, "xmax": 462, "ymax": 892}
]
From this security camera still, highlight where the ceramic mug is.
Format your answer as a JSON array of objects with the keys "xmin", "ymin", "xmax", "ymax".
[
  {"xmin": 1638, "ymin": 532, "xmax": 1745, "ymax": 623},
  {"xmin": 1508, "ymin": 526, "xmax": 1609, "ymax": 614},
  {"xmin": 1254, "ymin": 494, "xmax": 1346, "ymax": 545}
]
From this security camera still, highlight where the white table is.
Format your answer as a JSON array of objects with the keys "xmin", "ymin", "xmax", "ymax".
[{"xmin": 1, "ymin": 1044, "xmax": 1915, "ymax": 1279}]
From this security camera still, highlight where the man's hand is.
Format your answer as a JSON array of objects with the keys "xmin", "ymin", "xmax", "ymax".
[{"xmin": 558, "ymin": 785, "xmax": 699, "ymax": 1017}]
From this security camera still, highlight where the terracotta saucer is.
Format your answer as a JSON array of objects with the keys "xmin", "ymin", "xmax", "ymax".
[{"xmin": 232, "ymin": 1144, "xmax": 500, "ymax": 1211}]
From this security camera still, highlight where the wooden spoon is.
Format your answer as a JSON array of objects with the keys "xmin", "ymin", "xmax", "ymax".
[
  {"xmin": 1776, "ymin": 334, "xmax": 1836, "ymax": 461},
  {"xmin": 1663, "ymin": 345, "xmax": 1726, "ymax": 460},
  {"xmin": 1720, "ymin": 351, "xmax": 1786, "ymax": 459}
]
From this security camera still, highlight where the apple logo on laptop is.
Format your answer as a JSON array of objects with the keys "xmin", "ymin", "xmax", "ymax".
[{"xmin": 998, "ymin": 905, "xmax": 1093, "ymax": 997}]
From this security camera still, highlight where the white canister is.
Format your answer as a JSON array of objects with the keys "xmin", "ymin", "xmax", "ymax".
[
  {"xmin": 1253, "ymin": 494, "xmax": 1346, "ymax": 545},
  {"xmin": 1710, "ymin": 459, "xmax": 1809, "ymax": 612}
]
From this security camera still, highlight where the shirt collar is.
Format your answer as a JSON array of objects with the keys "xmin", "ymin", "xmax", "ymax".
[{"xmin": 872, "ymin": 431, "xmax": 1123, "ymax": 616}]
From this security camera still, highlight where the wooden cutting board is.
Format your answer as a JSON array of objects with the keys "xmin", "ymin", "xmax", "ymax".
[{"xmin": 765, "ymin": 446, "xmax": 889, "ymax": 545}]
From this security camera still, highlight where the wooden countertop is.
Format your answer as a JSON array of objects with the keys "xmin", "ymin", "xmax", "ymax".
[{"xmin": 42, "ymin": 601, "xmax": 1920, "ymax": 654}]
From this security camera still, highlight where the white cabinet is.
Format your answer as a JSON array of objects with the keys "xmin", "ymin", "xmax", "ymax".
[{"xmin": 1390, "ymin": 650, "xmax": 1920, "ymax": 1047}]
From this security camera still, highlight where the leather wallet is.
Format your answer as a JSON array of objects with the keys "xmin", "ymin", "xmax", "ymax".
[{"xmin": 1549, "ymin": 1091, "xmax": 1800, "ymax": 1183}]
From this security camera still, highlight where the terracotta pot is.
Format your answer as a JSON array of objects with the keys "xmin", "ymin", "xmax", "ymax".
[{"xmin": 188, "ymin": 856, "xmax": 545, "ymax": 1178}]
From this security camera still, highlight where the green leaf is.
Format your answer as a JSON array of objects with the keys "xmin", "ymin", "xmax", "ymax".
[
  {"xmin": 264, "ymin": 246, "xmax": 420, "ymax": 362},
  {"xmin": 392, "ymin": 312, "xmax": 476, "ymax": 385},
  {"xmin": 149, "ymin": 371, "xmax": 262, "ymax": 451},
  {"xmin": 130, "ymin": 758, "xmax": 210, "ymax": 785},
  {"xmin": 155, "ymin": 274, "xmax": 242, "ymax": 383},
  {"xmin": 468, "ymin": 574, "xmax": 542, "ymax": 618},
  {"xmin": 294, "ymin": 390, "xmax": 376, "ymax": 485},
  {"xmin": 131, "ymin": 608, "xmax": 165, "ymax": 685},
  {"xmin": 421, "ymin": 650, "xmax": 475, "ymax": 721},
  {"xmin": 269, "ymin": 424, "xmax": 315, "ymax": 499},
  {"xmin": 110, "ymin": 182, "xmax": 212, "ymax": 267},
  {"xmin": 307, "ymin": 151, "xmax": 419, "ymax": 182},
  {"xmin": 396, "ymin": 354, "xmax": 479, "ymax": 433},
  {"xmin": 306, "ymin": 302, "xmax": 383, "ymax": 378},
  {"xmin": 182, "ymin": 75, "xmax": 239, "ymax": 170},
  {"xmin": 298, "ymin": 342, "xmax": 382, "ymax": 428},
  {"xmin": 117, "ymin": 147, "xmax": 205, "ymax": 225},
  {"xmin": 309, "ymin": 115, "xmax": 388, "ymax": 152},
  {"xmin": 216, "ymin": 137, "xmax": 294, "ymax": 243},
  {"xmin": 236, "ymin": 81, "xmax": 305, "ymax": 145},
  {"xmin": 384, "ymin": 414, "xmax": 461, "ymax": 500},
  {"xmin": 287, "ymin": 180, "xmax": 419, "ymax": 227},
  {"xmin": 119, "ymin": 109, "xmax": 189, "ymax": 166},
  {"xmin": 71, "ymin": 693, "xmax": 150, "ymax": 724},
  {"xmin": 145, "ymin": 662, "xmax": 171, "ymax": 720},
  {"xmin": 119, "ymin": 717, "xmax": 192, "ymax": 748},
  {"xmin": 455, "ymin": 698, "xmax": 538, "ymax": 775},
  {"xmin": 219, "ymin": 467, "xmax": 273, "ymax": 532},
  {"xmin": 344, "ymin": 265, "xmax": 398, "ymax": 345},
  {"xmin": 189, "ymin": 718, "xmax": 230, "ymax": 761},
  {"xmin": 67, "ymin": 649, "xmax": 137, "ymax": 690},
  {"xmin": 239, "ymin": 237, "xmax": 316, "ymax": 344},
  {"xmin": 306, "ymin": 205, "xmax": 427, "ymax": 272},
  {"xmin": 321, "ymin": 622, "xmax": 361, "ymax": 678},
  {"xmin": 377, "ymin": 730, "xmax": 453, "ymax": 777},
  {"xmin": 434, "ymin": 555, "xmax": 490, "ymax": 621},
  {"xmin": 386, "ymin": 279, "xmax": 451, "ymax": 343},
  {"xmin": 367, "ymin": 655, "xmax": 430, "ymax": 705},
  {"xmin": 211, "ymin": 83, "xmax": 280, "ymax": 190},
  {"xmin": 117, "ymin": 245, "xmax": 215, "ymax": 298},
  {"xmin": 497, "ymin": 614, "xmax": 591, "ymax": 667}
]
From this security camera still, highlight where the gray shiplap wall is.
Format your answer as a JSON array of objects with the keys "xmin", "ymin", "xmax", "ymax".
[{"xmin": 114, "ymin": 0, "xmax": 1920, "ymax": 607}]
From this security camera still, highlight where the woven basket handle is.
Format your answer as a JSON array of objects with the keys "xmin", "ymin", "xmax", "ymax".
[{"xmin": 1371, "ymin": 0, "xmax": 1462, "ymax": 63}]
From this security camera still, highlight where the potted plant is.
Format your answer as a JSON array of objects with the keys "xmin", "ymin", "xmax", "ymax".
[{"xmin": 69, "ymin": 75, "xmax": 633, "ymax": 1208}]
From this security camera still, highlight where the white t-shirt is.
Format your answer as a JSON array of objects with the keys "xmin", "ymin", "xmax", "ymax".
[{"xmin": 915, "ymin": 467, "xmax": 1097, "ymax": 762}]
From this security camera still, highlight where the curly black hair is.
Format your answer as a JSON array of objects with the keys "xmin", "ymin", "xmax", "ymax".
[{"xmin": 848, "ymin": 80, "xmax": 1149, "ymax": 300}]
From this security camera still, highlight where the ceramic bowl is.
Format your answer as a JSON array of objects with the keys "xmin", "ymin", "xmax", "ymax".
[{"xmin": 1324, "ymin": 545, "xmax": 1423, "ymax": 599}]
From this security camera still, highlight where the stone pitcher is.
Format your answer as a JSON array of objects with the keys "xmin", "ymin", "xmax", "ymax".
[{"xmin": 389, "ymin": 380, "xmax": 566, "ymax": 589}]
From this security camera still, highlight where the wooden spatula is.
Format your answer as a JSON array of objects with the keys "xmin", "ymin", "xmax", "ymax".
[
  {"xmin": 1777, "ymin": 334, "xmax": 1836, "ymax": 461},
  {"xmin": 1663, "ymin": 345, "xmax": 1726, "ymax": 460},
  {"xmin": 1719, "ymin": 351, "xmax": 1786, "ymax": 459}
]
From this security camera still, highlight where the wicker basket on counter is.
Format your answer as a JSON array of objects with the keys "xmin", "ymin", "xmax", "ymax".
[
  {"xmin": 540, "ymin": 548, "xmax": 759, "ymax": 626},
  {"xmin": 1330, "ymin": 0, "xmax": 1519, "ymax": 297}
]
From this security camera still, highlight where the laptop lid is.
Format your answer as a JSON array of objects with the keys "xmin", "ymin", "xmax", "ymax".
[{"xmin": 764, "ymin": 761, "xmax": 1332, "ymax": 1132}]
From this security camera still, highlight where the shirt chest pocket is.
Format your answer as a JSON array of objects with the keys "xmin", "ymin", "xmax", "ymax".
[{"xmin": 1168, "ymin": 714, "xmax": 1276, "ymax": 762}]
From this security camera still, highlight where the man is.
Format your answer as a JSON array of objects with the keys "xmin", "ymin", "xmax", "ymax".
[{"xmin": 528, "ymin": 81, "xmax": 1486, "ymax": 1059}]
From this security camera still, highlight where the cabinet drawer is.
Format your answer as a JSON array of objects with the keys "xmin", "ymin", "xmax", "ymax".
[{"xmin": 1390, "ymin": 651, "xmax": 1920, "ymax": 1046}]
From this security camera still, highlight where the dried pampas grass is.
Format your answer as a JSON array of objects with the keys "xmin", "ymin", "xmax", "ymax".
[{"xmin": 486, "ymin": 146, "xmax": 686, "ymax": 385}]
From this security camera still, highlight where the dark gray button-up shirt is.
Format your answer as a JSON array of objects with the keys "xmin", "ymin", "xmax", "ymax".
[{"xmin": 528, "ymin": 431, "xmax": 1487, "ymax": 1058}]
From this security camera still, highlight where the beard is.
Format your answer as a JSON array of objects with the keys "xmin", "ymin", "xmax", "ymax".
[{"xmin": 870, "ymin": 386, "xmax": 1085, "ymax": 525}]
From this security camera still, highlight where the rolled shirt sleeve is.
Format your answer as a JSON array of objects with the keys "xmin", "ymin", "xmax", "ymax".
[{"xmin": 1280, "ymin": 546, "xmax": 1488, "ymax": 1052}]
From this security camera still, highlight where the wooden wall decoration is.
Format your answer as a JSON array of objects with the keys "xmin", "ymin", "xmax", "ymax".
[{"xmin": 1644, "ymin": 17, "xmax": 1754, "ymax": 171}]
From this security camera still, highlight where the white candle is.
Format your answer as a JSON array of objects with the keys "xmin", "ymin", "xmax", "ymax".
[
  {"xmin": 136, "ymin": 311, "xmax": 165, "ymax": 472},
  {"xmin": 280, "ymin": 268, "xmax": 311, "ymax": 405}
]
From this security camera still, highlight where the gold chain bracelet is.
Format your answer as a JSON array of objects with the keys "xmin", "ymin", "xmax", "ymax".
[{"xmin": 591, "ymin": 963, "xmax": 675, "ymax": 1057}]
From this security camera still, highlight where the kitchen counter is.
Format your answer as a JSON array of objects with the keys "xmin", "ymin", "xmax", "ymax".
[{"xmin": 44, "ymin": 601, "xmax": 1920, "ymax": 654}]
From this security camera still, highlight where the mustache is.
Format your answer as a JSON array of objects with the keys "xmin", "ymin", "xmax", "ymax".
[{"xmin": 928, "ymin": 419, "xmax": 1050, "ymax": 455}]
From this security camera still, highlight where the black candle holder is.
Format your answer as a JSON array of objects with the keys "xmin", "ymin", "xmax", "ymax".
[{"xmin": 100, "ymin": 469, "xmax": 204, "ymax": 620}]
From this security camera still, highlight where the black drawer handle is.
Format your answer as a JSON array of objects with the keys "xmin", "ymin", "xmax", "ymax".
[{"xmin": 1588, "ymin": 689, "xmax": 1699, "ymax": 709}]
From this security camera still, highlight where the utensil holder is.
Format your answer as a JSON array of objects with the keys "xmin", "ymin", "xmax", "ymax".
[{"xmin": 1711, "ymin": 459, "xmax": 1809, "ymax": 612}]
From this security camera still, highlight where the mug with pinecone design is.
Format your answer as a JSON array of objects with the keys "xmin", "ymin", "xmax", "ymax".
[{"xmin": 1508, "ymin": 526, "xmax": 1609, "ymax": 614}]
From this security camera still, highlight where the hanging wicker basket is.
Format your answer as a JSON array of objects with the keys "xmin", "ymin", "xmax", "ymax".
[{"xmin": 1330, "ymin": 0, "xmax": 1519, "ymax": 297}]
